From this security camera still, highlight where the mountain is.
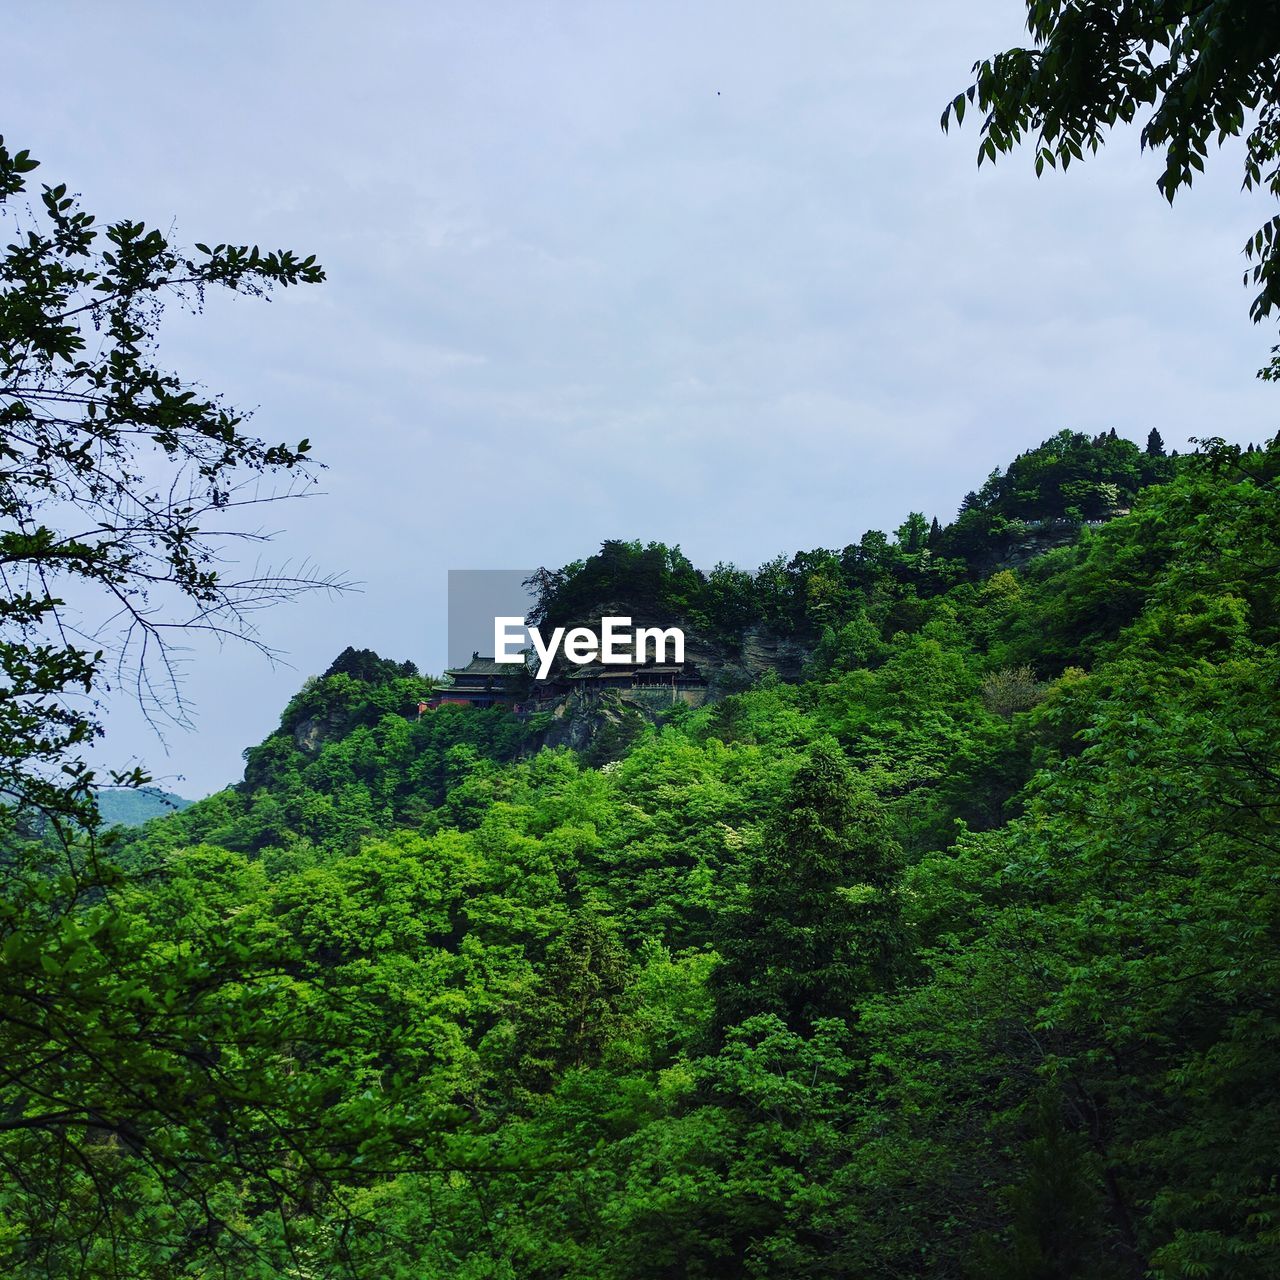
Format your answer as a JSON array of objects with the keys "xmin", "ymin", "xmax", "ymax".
[
  {"xmin": 15, "ymin": 430, "xmax": 1280, "ymax": 1279},
  {"xmin": 95, "ymin": 786, "xmax": 192, "ymax": 827}
]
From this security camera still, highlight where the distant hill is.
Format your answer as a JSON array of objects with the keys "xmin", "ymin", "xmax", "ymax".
[
  {"xmin": 92, "ymin": 431, "xmax": 1280, "ymax": 1277},
  {"xmin": 96, "ymin": 787, "xmax": 192, "ymax": 827}
]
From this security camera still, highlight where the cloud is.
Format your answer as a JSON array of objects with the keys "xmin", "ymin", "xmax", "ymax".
[{"xmin": 7, "ymin": 0, "xmax": 1276, "ymax": 794}]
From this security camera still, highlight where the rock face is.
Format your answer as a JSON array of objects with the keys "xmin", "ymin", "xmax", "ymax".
[
  {"xmin": 535, "ymin": 689, "xmax": 648, "ymax": 756},
  {"xmin": 527, "ymin": 607, "xmax": 812, "ymax": 756},
  {"xmin": 292, "ymin": 710, "xmax": 348, "ymax": 755},
  {"xmin": 972, "ymin": 516, "xmax": 1123, "ymax": 576},
  {"xmin": 729, "ymin": 625, "xmax": 811, "ymax": 682},
  {"xmin": 977, "ymin": 529, "xmax": 1077, "ymax": 574}
]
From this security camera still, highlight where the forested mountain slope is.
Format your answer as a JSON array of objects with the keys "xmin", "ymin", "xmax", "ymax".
[
  {"xmin": 6, "ymin": 431, "xmax": 1279, "ymax": 1278},
  {"xmin": 94, "ymin": 787, "xmax": 192, "ymax": 828}
]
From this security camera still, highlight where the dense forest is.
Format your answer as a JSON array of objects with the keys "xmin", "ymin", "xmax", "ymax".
[
  {"xmin": 5, "ymin": 428, "xmax": 1278, "ymax": 1277},
  {"xmin": 8, "ymin": 0, "xmax": 1280, "ymax": 1267}
]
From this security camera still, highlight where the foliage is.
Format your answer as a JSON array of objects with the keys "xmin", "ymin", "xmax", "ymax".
[
  {"xmin": 709, "ymin": 741, "xmax": 903, "ymax": 1037},
  {"xmin": 323, "ymin": 645, "xmax": 421, "ymax": 683},
  {"xmin": 0, "ymin": 135, "xmax": 356, "ymax": 1273},
  {"xmin": 943, "ymin": 0, "xmax": 1280, "ymax": 378},
  {"xmin": 524, "ymin": 434, "xmax": 1182, "ymax": 661},
  {"xmin": 0, "ymin": 136, "xmax": 334, "ymax": 830},
  {"xmin": 5, "ymin": 431, "xmax": 1280, "ymax": 1274}
]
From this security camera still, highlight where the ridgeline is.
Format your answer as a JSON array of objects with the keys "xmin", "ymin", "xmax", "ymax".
[{"xmin": 12, "ymin": 428, "xmax": 1280, "ymax": 1278}]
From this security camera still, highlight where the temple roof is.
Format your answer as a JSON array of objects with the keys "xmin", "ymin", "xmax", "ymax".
[
  {"xmin": 442, "ymin": 655, "xmax": 523, "ymax": 678},
  {"xmin": 565, "ymin": 662, "xmax": 702, "ymax": 680}
]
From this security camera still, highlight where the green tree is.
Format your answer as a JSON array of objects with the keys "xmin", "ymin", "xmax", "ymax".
[
  {"xmin": 944, "ymin": 0, "xmax": 1280, "ymax": 377},
  {"xmin": 0, "ymin": 138, "xmax": 374, "ymax": 1273},
  {"xmin": 0, "ymin": 136, "xmax": 336, "ymax": 830},
  {"xmin": 710, "ymin": 742, "xmax": 903, "ymax": 1038}
]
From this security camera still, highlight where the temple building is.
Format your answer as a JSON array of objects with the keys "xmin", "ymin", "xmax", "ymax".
[
  {"xmin": 426, "ymin": 652, "xmax": 710, "ymax": 713},
  {"xmin": 556, "ymin": 658, "xmax": 708, "ymax": 707},
  {"xmin": 426, "ymin": 654, "xmax": 524, "ymax": 709}
]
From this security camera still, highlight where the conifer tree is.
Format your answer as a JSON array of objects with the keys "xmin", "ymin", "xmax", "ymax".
[{"xmin": 710, "ymin": 741, "xmax": 903, "ymax": 1037}]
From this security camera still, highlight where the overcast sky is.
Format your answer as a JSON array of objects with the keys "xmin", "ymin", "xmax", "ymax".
[{"xmin": 7, "ymin": 1, "xmax": 1277, "ymax": 797}]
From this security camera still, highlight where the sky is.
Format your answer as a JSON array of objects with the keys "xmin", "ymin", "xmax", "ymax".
[{"xmin": 6, "ymin": 1, "xmax": 1278, "ymax": 797}]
